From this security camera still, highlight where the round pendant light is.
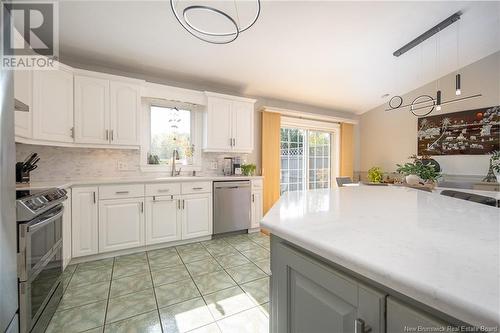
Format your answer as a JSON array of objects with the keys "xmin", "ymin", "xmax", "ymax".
[{"xmin": 170, "ymin": 0, "xmax": 261, "ymax": 44}]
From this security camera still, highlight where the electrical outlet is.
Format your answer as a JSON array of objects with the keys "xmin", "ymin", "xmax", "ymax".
[
  {"xmin": 210, "ymin": 161, "xmax": 218, "ymax": 170},
  {"xmin": 117, "ymin": 161, "xmax": 129, "ymax": 171}
]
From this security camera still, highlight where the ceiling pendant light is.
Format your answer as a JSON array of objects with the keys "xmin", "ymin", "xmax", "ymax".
[
  {"xmin": 386, "ymin": 12, "xmax": 483, "ymax": 116},
  {"xmin": 455, "ymin": 73, "xmax": 461, "ymax": 96},
  {"xmin": 436, "ymin": 90, "xmax": 442, "ymax": 111},
  {"xmin": 170, "ymin": 0, "xmax": 261, "ymax": 44},
  {"xmin": 455, "ymin": 21, "xmax": 462, "ymax": 96}
]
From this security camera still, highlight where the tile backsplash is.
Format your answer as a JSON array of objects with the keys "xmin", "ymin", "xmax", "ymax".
[{"xmin": 16, "ymin": 144, "xmax": 255, "ymax": 182}]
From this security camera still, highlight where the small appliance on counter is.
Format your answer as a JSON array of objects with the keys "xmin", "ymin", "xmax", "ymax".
[
  {"xmin": 222, "ymin": 156, "xmax": 244, "ymax": 176},
  {"xmin": 232, "ymin": 157, "xmax": 242, "ymax": 175},
  {"xmin": 223, "ymin": 157, "xmax": 233, "ymax": 176},
  {"xmin": 16, "ymin": 153, "xmax": 40, "ymax": 183}
]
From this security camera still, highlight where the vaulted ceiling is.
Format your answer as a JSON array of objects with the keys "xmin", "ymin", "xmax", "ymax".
[{"xmin": 59, "ymin": 1, "xmax": 500, "ymax": 114}]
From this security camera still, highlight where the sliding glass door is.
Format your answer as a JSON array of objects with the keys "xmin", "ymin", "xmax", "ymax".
[{"xmin": 280, "ymin": 127, "xmax": 332, "ymax": 194}]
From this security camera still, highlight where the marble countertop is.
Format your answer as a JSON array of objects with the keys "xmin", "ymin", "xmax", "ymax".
[
  {"xmin": 261, "ymin": 186, "xmax": 500, "ymax": 327},
  {"xmin": 16, "ymin": 175, "xmax": 263, "ymax": 190}
]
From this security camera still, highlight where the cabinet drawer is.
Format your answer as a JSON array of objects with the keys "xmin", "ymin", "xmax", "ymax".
[
  {"xmin": 99, "ymin": 184, "xmax": 144, "ymax": 199},
  {"xmin": 145, "ymin": 183, "xmax": 181, "ymax": 196},
  {"xmin": 181, "ymin": 181, "xmax": 212, "ymax": 194},
  {"xmin": 252, "ymin": 179, "xmax": 263, "ymax": 189}
]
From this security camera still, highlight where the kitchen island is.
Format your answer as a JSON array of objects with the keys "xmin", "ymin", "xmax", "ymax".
[{"xmin": 261, "ymin": 186, "xmax": 499, "ymax": 332}]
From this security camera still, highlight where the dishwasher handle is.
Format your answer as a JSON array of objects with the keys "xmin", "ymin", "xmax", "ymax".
[{"xmin": 214, "ymin": 181, "xmax": 250, "ymax": 189}]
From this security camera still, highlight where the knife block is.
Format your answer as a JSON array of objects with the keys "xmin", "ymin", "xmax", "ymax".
[{"xmin": 16, "ymin": 162, "xmax": 30, "ymax": 183}]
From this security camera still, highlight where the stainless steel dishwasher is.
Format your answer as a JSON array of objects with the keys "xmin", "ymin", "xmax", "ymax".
[{"xmin": 213, "ymin": 180, "xmax": 251, "ymax": 234}]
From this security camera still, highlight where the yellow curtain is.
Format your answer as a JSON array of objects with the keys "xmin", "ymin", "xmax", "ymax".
[
  {"xmin": 340, "ymin": 123, "xmax": 354, "ymax": 179},
  {"xmin": 261, "ymin": 111, "xmax": 281, "ymax": 214}
]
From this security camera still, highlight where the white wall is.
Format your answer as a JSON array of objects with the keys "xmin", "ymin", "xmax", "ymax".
[{"xmin": 359, "ymin": 51, "xmax": 500, "ymax": 177}]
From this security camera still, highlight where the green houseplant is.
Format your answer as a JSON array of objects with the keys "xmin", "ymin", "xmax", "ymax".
[
  {"xmin": 491, "ymin": 151, "xmax": 500, "ymax": 183},
  {"xmin": 367, "ymin": 167, "xmax": 383, "ymax": 183},
  {"xmin": 241, "ymin": 164, "xmax": 256, "ymax": 176},
  {"xmin": 396, "ymin": 155, "xmax": 442, "ymax": 185}
]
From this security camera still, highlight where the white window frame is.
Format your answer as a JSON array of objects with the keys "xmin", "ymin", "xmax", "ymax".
[
  {"xmin": 140, "ymin": 98, "xmax": 203, "ymax": 172},
  {"xmin": 280, "ymin": 117, "xmax": 340, "ymax": 190}
]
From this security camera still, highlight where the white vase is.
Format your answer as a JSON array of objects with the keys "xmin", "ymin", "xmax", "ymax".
[{"xmin": 405, "ymin": 174, "xmax": 421, "ymax": 185}]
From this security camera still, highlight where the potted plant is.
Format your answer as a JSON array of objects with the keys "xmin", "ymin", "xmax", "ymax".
[
  {"xmin": 241, "ymin": 164, "xmax": 256, "ymax": 176},
  {"xmin": 491, "ymin": 151, "xmax": 500, "ymax": 183},
  {"xmin": 396, "ymin": 155, "xmax": 442, "ymax": 187},
  {"xmin": 367, "ymin": 167, "xmax": 383, "ymax": 183}
]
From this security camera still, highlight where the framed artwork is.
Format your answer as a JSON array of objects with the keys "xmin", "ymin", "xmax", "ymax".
[{"xmin": 417, "ymin": 105, "xmax": 499, "ymax": 156}]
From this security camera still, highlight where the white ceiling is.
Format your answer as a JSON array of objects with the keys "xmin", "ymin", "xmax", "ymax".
[{"xmin": 59, "ymin": 1, "xmax": 500, "ymax": 114}]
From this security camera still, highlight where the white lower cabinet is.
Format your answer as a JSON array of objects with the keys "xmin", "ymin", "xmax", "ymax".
[
  {"xmin": 181, "ymin": 193, "xmax": 213, "ymax": 240},
  {"xmin": 145, "ymin": 195, "xmax": 181, "ymax": 245},
  {"xmin": 62, "ymin": 189, "xmax": 72, "ymax": 269},
  {"xmin": 72, "ymin": 187, "xmax": 98, "ymax": 258},
  {"xmin": 251, "ymin": 189, "xmax": 263, "ymax": 229},
  {"xmin": 99, "ymin": 198, "xmax": 145, "ymax": 253}
]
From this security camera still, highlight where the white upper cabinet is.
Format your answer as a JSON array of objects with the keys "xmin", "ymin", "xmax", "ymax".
[
  {"xmin": 203, "ymin": 92, "xmax": 256, "ymax": 153},
  {"xmin": 232, "ymin": 100, "xmax": 254, "ymax": 152},
  {"xmin": 110, "ymin": 81, "xmax": 140, "ymax": 145},
  {"xmin": 74, "ymin": 75, "xmax": 110, "ymax": 144},
  {"xmin": 14, "ymin": 69, "xmax": 32, "ymax": 138},
  {"xmin": 74, "ymin": 71, "xmax": 141, "ymax": 147},
  {"xmin": 32, "ymin": 65, "xmax": 74, "ymax": 143},
  {"xmin": 205, "ymin": 96, "xmax": 233, "ymax": 151}
]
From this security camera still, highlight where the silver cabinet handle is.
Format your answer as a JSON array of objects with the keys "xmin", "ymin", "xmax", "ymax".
[
  {"xmin": 355, "ymin": 319, "xmax": 372, "ymax": 333},
  {"xmin": 115, "ymin": 191, "xmax": 129, "ymax": 194},
  {"xmin": 93, "ymin": 191, "xmax": 96, "ymax": 204},
  {"xmin": 157, "ymin": 189, "xmax": 170, "ymax": 193},
  {"xmin": 229, "ymin": 138, "xmax": 233, "ymax": 147},
  {"xmin": 252, "ymin": 194, "xmax": 255, "ymax": 202},
  {"xmin": 233, "ymin": 138, "xmax": 236, "ymax": 146},
  {"xmin": 192, "ymin": 187, "xmax": 203, "ymax": 190},
  {"xmin": 70, "ymin": 127, "xmax": 75, "ymax": 138},
  {"xmin": 105, "ymin": 129, "xmax": 109, "ymax": 140},
  {"xmin": 111, "ymin": 129, "xmax": 114, "ymax": 141},
  {"xmin": 177, "ymin": 199, "xmax": 180, "ymax": 210},
  {"xmin": 182, "ymin": 199, "xmax": 185, "ymax": 210},
  {"xmin": 140, "ymin": 202, "xmax": 144, "ymax": 213}
]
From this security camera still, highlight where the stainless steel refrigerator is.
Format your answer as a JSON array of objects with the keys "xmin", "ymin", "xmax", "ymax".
[{"xmin": 0, "ymin": 47, "xmax": 19, "ymax": 333}]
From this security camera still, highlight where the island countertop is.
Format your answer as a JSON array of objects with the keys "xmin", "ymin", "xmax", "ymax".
[{"xmin": 260, "ymin": 186, "xmax": 500, "ymax": 327}]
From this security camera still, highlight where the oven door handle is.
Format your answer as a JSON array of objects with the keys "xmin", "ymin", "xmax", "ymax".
[{"xmin": 27, "ymin": 206, "xmax": 64, "ymax": 233}]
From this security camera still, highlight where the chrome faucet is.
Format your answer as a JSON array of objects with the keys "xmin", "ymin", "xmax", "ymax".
[{"xmin": 171, "ymin": 149, "xmax": 181, "ymax": 177}]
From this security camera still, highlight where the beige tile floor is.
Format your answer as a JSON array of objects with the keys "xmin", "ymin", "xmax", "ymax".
[{"xmin": 47, "ymin": 232, "xmax": 271, "ymax": 333}]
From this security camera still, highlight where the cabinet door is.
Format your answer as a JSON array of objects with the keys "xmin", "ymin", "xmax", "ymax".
[
  {"xmin": 109, "ymin": 81, "xmax": 140, "ymax": 145},
  {"xmin": 251, "ymin": 189, "xmax": 263, "ymax": 229},
  {"xmin": 145, "ymin": 196, "xmax": 181, "ymax": 245},
  {"xmin": 62, "ymin": 189, "xmax": 72, "ymax": 269},
  {"xmin": 74, "ymin": 75, "xmax": 110, "ymax": 144},
  {"xmin": 99, "ymin": 198, "xmax": 145, "ymax": 253},
  {"xmin": 181, "ymin": 193, "xmax": 212, "ymax": 240},
  {"xmin": 232, "ymin": 101, "xmax": 254, "ymax": 152},
  {"xmin": 72, "ymin": 187, "xmax": 98, "ymax": 258},
  {"xmin": 387, "ymin": 297, "xmax": 448, "ymax": 333},
  {"xmin": 14, "ymin": 69, "xmax": 32, "ymax": 138},
  {"xmin": 204, "ymin": 97, "xmax": 232, "ymax": 151},
  {"xmin": 32, "ymin": 67, "xmax": 74, "ymax": 142},
  {"xmin": 272, "ymin": 241, "xmax": 384, "ymax": 333}
]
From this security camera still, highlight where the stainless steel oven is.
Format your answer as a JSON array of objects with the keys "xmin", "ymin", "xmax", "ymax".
[{"xmin": 17, "ymin": 188, "xmax": 67, "ymax": 333}]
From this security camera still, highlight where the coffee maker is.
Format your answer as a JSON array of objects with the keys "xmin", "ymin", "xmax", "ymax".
[{"xmin": 222, "ymin": 157, "xmax": 242, "ymax": 176}]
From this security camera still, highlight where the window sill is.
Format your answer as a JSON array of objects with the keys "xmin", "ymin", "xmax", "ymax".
[{"xmin": 140, "ymin": 164, "xmax": 202, "ymax": 173}]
